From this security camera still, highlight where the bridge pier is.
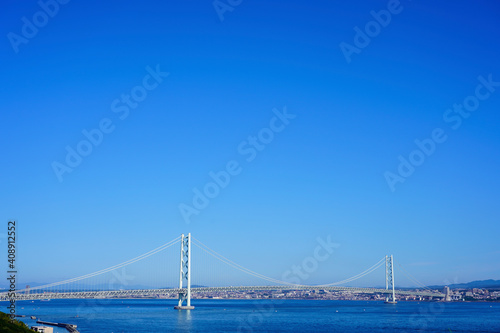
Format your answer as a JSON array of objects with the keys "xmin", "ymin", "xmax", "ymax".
[{"xmin": 174, "ymin": 233, "xmax": 194, "ymax": 310}]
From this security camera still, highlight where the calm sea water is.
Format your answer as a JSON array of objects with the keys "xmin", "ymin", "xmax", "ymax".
[{"xmin": 5, "ymin": 299, "xmax": 500, "ymax": 332}]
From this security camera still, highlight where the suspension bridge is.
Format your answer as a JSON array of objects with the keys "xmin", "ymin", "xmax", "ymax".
[{"xmin": 0, "ymin": 234, "xmax": 444, "ymax": 309}]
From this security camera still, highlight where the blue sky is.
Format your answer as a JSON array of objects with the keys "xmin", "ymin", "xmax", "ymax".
[{"xmin": 1, "ymin": 0, "xmax": 500, "ymax": 288}]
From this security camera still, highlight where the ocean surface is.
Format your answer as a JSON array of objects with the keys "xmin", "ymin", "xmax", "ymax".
[{"xmin": 5, "ymin": 299, "xmax": 500, "ymax": 332}]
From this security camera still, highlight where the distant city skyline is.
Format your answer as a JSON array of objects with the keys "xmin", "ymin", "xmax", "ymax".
[{"xmin": 1, "ymin": 0, "xmax": 500, "ymax": 288}]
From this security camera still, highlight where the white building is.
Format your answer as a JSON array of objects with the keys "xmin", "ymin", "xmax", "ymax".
[{"xmin": 31, "ymin": 326, "xmax": 54, "ymax": 333}]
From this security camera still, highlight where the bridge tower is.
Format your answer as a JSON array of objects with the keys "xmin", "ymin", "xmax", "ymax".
[
  {"xmin": 385, "ymin": 255, "xmax": 397, "ymax": 304},
  {"xmin": 174, "ymin": 233, "xmax": 194, "ymax": 310}
]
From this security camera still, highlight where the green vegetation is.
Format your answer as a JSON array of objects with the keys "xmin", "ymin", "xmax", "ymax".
[{"xmin": 0, "ymin": 311, "xmax": 33, "ymax": 332}]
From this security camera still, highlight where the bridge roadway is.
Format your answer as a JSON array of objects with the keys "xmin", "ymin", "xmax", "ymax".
[{"xmin": 0, "ymin": 285, "xmax": 444, "ymax": 301}]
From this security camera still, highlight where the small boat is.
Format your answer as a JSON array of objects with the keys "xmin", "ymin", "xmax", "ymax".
[{"xmin": 31, "ymin": 316, "xmax": 36, "ymax": 319}]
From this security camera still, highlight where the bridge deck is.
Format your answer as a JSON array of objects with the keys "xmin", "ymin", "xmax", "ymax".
[{"xmin": 0, "ymin": 285, "xmax": 444, "ymax": 301}]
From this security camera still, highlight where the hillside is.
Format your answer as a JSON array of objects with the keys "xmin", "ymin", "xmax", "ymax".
[
  {"xmin": 430, "ymin": 279, "xmax": 500, "ymax": 289},
  {"xmin": 0, "ymin": 312, "xmax": 33, "ymax": 332}
]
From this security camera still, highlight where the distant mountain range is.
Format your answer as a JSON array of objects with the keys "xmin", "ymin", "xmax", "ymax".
[{"xmin": 429, "ymin": 279, "xmax": 500, "ymax": 289}]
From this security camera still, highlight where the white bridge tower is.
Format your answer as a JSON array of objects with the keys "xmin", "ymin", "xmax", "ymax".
[
  {"xmin": 385, "ymin": 254, "xmax": 397, "ymax": 304},
  {"xmin": 174, "ymin": 233, "xmax": 194, "ymax": 310}
]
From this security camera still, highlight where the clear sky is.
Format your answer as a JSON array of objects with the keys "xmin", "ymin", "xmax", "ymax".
[{"xmin": 1, "ymin": 0, "xmax": 500, "ymax": 288}]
